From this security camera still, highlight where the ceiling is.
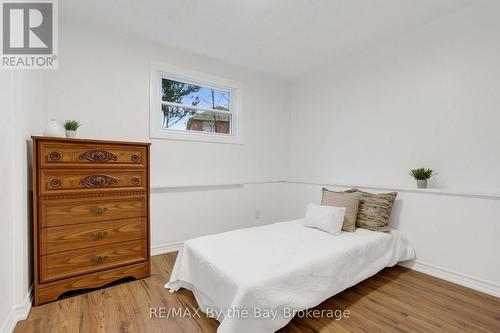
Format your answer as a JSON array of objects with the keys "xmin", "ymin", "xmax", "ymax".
[{"xmin": 62, "ymin": 0, "xmax": 475, "ymax": 79}]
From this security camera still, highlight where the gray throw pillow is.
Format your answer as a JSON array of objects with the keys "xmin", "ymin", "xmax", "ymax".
[{"xmin": 345, "ymin": 188, "xmax": 397, "ymax": 232}]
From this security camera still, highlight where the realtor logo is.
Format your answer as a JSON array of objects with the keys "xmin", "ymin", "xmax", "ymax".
[{"xmin": 1, "ymin": 0, "xmax": 58, "ymax": 69}]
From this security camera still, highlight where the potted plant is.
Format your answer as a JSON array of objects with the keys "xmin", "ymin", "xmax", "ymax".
[
  {"xmin": 63, "ymin": 120, "xmax": 81, "ymax": 138},
  {"xmin": 409, "ymin": 168, "xmax": 434, "ymax": 189}
]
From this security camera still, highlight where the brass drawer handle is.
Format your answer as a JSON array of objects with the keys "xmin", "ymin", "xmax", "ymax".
[
  {"xmin": 91, "ymin": 255, "xmax": 108, "ymax": 264},
  {"xmin": 90, "ymin": 207, "xmax": 108, "ymax": 215},
  {"xmin": 94, "ymin": 176, "xmax": 105, "ymax": 185},
  {"xmin": 91, "ymin": 231, "xmax": 108, "ymax": 240},
  {"xmin": 79, "ymin": 150, "xmax": 117, "ymax": 163}
]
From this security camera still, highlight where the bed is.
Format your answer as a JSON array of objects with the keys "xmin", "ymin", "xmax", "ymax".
[{"xmin": 166, "ymin": 219, "xmax": 415, "ymax": 333}]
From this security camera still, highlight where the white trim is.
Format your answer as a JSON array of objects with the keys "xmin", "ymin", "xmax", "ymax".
[
  {"xmin": 151, "ymin": 241, "xmax": 184, "ymax": 256},
  {"xmin": 1, "ymin": 285, "xmax": 32, "ymax": 333},
  {"xmin": 1, "ymin": 308, "xmax": 16, "ymax": 333},
  {"xmin": 14, "ymin": 285, "xmax": 32, "ymax": 322},
  {"xmin": 286, "ymin": 180, "xmax": 500, "ymax": 200},
  {"xmin": 149, "ymin": 61, "xmax": 243, "ymax": 144},
  {"xmin": 399, "ymin": 260, "xmax": 500, "ymax": 297},
  {"xmin": 151, "ymin": 180, "xmax": 284, "ymax": 191},
  {"xmin": 150, "ymin": 180, "xmax": 500, "ymax": 200}
]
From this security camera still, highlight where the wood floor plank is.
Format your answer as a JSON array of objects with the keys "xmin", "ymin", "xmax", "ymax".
[{"xmin": 15, "ymin": 252, "xmax": 500, "ymax": 333}]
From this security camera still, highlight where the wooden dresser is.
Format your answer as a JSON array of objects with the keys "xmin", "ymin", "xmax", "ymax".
[{"xmin": 32, "ymin": 137, "xmax": 151, "ymax": 305}]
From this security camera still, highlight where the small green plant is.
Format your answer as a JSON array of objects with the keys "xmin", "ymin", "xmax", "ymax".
[
  {"xmin": 409, "ymin": 168, "xmax": 434, "ymax": 180},
  {"xmin": 63, "ymin": 120, "xmax": 81, "ymax": 131}
]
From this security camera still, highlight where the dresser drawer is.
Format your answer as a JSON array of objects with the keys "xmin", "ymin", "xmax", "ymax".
[
  {"xmin": 40, "ymin": 239, "xmax": 147, "ymax": 283},
  {"xmin": 40, "ymin": 169, "xmax": 146, "ymax": 195},
  {"xmin": 42, "ymin": 196, "xmax": 146, "ymax": 227},
  {"xmin": 40, "ymin": 142, "xmax": 146, "ymax": 168},
  {"xmin": 41, "ymin": 217, "xmax": 147, "ymax": 255}
]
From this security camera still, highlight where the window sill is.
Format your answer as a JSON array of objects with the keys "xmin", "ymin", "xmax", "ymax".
[{"xmin": 150, "ymin": 129, "xmax": 243, "ymax": 145}]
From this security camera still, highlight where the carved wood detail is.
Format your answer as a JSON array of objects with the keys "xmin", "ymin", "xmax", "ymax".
[
  {"xmin": 49, "ymin": 179, "xmax": 62, "ymax": 189},
  {"xmin": 131, "ymin": 154, "xmax": 141, "ymax": 163},
  {"xmin": 47, "ymin": 152, "xmax": 61, "ymax": 161},
  {"xmin": 79, "ymin": 175, "xmax": 118, "ymax": 188},
  {"xmin": 79, "ymin": 150, "xmax": 118, "ymax": 163},
  {"xmin": 131, "ymin": 177, "xmax": 141, "ymax": 186},
  {"xmin": 40, "ymin": 190, "xmax": 146, "ymax": 201}
]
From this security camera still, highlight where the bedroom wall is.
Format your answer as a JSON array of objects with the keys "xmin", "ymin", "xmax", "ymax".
[
  {"xmin": 288, "ymin": 0, "xmax": 500, "ymax": 191},
  {"xmin": 0, "ymin": 70, "xmax": 47, "ymax": 333},
  {"xmin": 0, "ymin": 72, "xmax": 16, "ymax": 333},
  {"xmin": 286, "ymin": 0, "xmax": 500, "ymax": 295},
  {"xmin": 35, "ymin": 18, "xmax": 290, "ymax": 249}
]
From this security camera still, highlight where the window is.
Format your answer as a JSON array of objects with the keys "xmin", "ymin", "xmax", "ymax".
[{"xmin": 150, "ymin": 62, "xmax": 242, "ymax": 143}]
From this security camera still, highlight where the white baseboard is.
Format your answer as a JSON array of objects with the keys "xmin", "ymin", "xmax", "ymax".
[
  {"xmin": 1, "ymin": 308, "xmax": 16, "ymax": 333},
  {"xmin": 151, "ymin": 241, "xmax": 184, "ymax": 256},
  {"xmin": 399, "ymin": 260, "xmax": 500, "ymax": 298},
  {"xmin": 1, "ymin": 285, "xmax": 32, "ymax": 333}
]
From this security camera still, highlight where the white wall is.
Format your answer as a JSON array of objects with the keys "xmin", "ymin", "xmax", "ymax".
[
  {"xmin": 289, "ymin": 0, "xmax": 500, "ymax": 191},
  {"xmin": 37, "ymin": 18, "xmax": 290, "ymax": 249},
  {"xmin": 15, "ymin": 70, "xmax": 47, "ymax": 317},
  {"xmin": 287, "ymin": 0, "xmax": 500, "ymax": 294},
  {"xmin": 44, "ymin": 18, "xmax": 289, "ymax": 185},
  {"xmin": 152, "ymin": 183, "xmax": 287, "ymax": 250},
  {"xmin": 0, "ymin": 71, "xmax": 16, "ymax": 333},
  {"xmin": 0, "ymin": 69, "xmax": 46, "ymax": 333}
]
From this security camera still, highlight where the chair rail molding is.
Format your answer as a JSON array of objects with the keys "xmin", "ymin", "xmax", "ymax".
[{"xmin": 151, "ymin": 180, "xmax": 500, "ymax": 199}]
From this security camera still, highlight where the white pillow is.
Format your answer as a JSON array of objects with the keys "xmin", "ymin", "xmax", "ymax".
[{"xmin": 303, "ymin": 203, "xmax": 346, "ymax": 235}]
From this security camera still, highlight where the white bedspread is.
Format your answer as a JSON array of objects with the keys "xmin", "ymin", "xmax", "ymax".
[{"xmin": 166, "ymin": 219, "xmax": 415, "ymax": 333}]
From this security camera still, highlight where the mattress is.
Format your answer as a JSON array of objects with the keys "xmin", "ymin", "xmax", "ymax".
[{"xmin": 166, "ymin": 219, "xmax": 415, "ymax": 333}]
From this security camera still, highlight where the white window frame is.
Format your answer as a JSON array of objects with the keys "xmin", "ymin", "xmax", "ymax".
[{"xmin": 149, "ymin": 61, "xmax": 243, "ymax": 144}]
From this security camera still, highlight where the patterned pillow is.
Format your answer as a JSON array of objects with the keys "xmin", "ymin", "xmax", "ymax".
[
  {"xmin": 321, "ymin": 188, "xmax": 361, "ymax": 232},
  {"xmin": 345, "ymin": 188, "xmax": 397, "ymax": 232}
]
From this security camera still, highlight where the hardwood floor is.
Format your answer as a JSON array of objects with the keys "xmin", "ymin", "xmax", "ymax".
[{"xmin": 15, "ymin": 252, "xmax": 500, "ymax": 332}]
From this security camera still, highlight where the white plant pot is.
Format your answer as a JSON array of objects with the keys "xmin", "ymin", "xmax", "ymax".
[
  {"xmin": 416, "ymin": 179, "xmax": 428, "ymax": 189},
  {"xmin": 65, "ymin": 130, "xmax": 77, "ymax": 138},
  {"xmin": 43, "ymin": 119, "xmax": 65, "ymax": 137}
]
